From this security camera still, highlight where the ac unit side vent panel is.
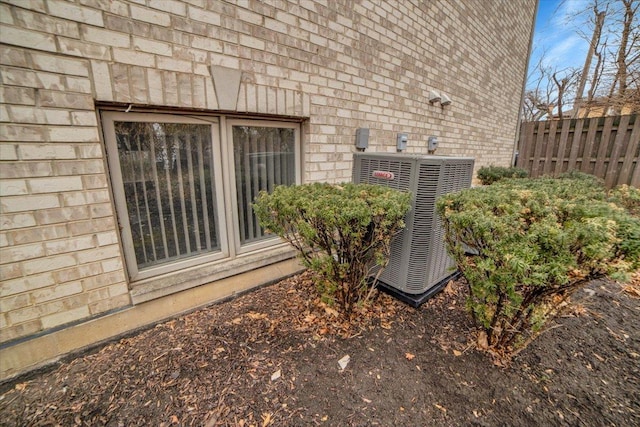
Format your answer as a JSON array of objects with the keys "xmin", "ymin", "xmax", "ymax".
[
  {"xmin": 406, "ymin": 164, "xmax": 440, "ymax": 292},
  {"xmin": 425, "ymin": 162, "xmax": 473, "ymax": 286},
  {"xmin": 353, "ymin": 153, "xmax": 474, "ymax": 295}
]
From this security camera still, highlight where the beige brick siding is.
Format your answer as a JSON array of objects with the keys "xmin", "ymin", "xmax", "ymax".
[{"xmin": 0, "ymin": 0, "xmax": 535, "ymax": 344}]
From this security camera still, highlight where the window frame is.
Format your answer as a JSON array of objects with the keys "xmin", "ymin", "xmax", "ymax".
[
  {"xmin": 224, "ymin": 118, "xmax": 302, "ymax": 255},
  {"xmin": 102, "ymin": 111, "xmax": 302, "ymax": 284},
  {"xmin": 102, "ymin": 111, "xmax": 229, "ymax": 281}
]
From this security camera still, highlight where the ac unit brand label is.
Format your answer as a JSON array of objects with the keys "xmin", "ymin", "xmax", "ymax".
[{"xmin": 372, "ymin": 170, "xmax": 395, "ymax": 180}]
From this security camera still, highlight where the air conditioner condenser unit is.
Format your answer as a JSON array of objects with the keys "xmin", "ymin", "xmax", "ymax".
[{"xmin": 353, "ymin": 152, "xmax": 474, "ymax": 306}]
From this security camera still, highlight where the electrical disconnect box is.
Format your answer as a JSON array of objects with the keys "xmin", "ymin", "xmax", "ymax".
[
  {"xmin": 396, "ymin": 133, "xmax": 408, "ymax": 151},
  {"xmin": 428, "ymin": 136, "xmax": 438, "ymax": 151},
  {"xmin": 355, "ymin": 128, "xmax": 369, "ymax": 149}
]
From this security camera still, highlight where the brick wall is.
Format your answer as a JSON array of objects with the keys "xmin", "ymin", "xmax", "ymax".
[{"xmin": 0, "ymin": 0, "xmax": 535, "ymax": 343}]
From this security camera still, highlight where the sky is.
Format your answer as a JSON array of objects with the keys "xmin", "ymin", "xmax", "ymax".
[{"xmin": 528, "ymin": 0, "xmax": 592, "ymax": 81}]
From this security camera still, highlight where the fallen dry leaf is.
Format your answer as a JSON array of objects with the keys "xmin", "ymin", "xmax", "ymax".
[
  {"xmin": 261, "ymin": 412, "xmax": 272, "ymax": 426},
  {"xmin": 247, "ymin": 312, "xmax": 268, "ymax": 320},
  {"xmin": 477, "ymin": 331, "xmax": 489, "ymax": 349},
  {"xmin": 453, "ymin": 349, "xmax": 462, "ymax": 357},
  {"xmin": 323, "ymin": 305, "xmax": 340, "ymax": 317},
  {"xmin": 622, "ymin": 284, "xmax": 640, "ymax": 298},
  {"xmin": 443, "ymin": 280, "xmax": 456, "ymax": 295},
  {"xmin": 435, "ymin": 403, "xmax": 447, "ymax": 413}
]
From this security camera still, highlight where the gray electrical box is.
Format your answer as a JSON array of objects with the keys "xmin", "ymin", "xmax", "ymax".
[
  {"xmin": 397, "ymin": 133, "xmax": 408, "ymax": 151},
  {"xmin": 428, "ymin": 136, "xmax": 438, "ymax": 151},
  {"xmin": 355, "ymin": 128, "xmax": 369, "ymax": 149}
]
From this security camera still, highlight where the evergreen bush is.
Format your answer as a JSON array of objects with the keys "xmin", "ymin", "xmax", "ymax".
[
  {"xmin": 254, "ymin": 183, "xmax": 411, "ymax": 316},
  {"xmin": 477, "ymin": 165, "xmax": 528, "ymax": 185},
  {"xmin": 610, "ymin": 184, "xmax": 640, "ymax": 217},
  {"xmin": 437, "ymin": 176, "xmax": 639, "ymax": 358}
]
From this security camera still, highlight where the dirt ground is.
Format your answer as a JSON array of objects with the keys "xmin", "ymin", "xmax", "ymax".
[{"xmin": 1, "ymin": 272, "xmax": 639, "ymax": 426}]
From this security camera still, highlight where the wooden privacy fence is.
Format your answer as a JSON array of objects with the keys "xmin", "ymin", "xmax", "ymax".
[{"xmin": 516, "ymin": 114, "xmax": 639, "ymax": 188}]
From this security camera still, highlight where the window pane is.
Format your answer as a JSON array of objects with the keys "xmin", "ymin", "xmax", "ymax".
[
  {"xmin": 233, "ymin": 126, "xmax": 295, "ymax": 244},
  {"xmin": 115, "ymin": 121, "xmax": 220, "ymax": 270}
]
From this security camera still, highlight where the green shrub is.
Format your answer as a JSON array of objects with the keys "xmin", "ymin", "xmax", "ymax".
[
  {"xmin": 253, "ymin": 183, "xmax": 411, "ymax": 316},
  {"xmin": 477, "ymin": 165, "xmax": 528, "ymax": 185},
  {"xmin": 558, "ymin": 170, "xmax": 603, "ymax": 185},
  {"xmin": 610, "ymin": 184, "xmax": 640, "ymax": 217},
  {"xmin": 516, "ymin": 171, "xmax": 607, "ymax": 201},
  {"xmin": 437, "ymin": 176, "xmax": 639, "ymax": 358}
]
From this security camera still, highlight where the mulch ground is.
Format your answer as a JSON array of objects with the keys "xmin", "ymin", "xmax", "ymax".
[{"xmin": 1, "ymin": 271, "xmax": 639, "ymax": 426}]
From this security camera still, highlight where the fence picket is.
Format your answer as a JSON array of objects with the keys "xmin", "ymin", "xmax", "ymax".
[
  {"xmin": 581, "ymin": 118, "xmax": 600, "ymax": 175},
  {"xmin": 619, "ymin": 116, "xmax": 639, "ymax": 187},
  {"xmin": 518, "ymin": 121, "xmax": 535, "ymax": 168},
  {"xmin": 542, "ymin": 120, "xmax": 558, "ymax": 175},
  {"xmin": 530, "ymin": 121, "xmax": 547, "ymax": 177},
  {"xmin": 567, "ymin": 119, "xmax": 584, "ymax": 171},
  {"xmin": 605, "ymin": 115, "xmax": 630, "ymax": 188},
  {"xmin": 554, "ymin": 118, "xmax": 572, "ymax": 175},
  {"xmin": 594, "ymin": 116, "xmax": 614, "ymax": 178}
]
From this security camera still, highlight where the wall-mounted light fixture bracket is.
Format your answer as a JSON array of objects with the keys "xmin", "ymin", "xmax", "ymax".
[{"xmin": 428, "ymin": 90, "xmax": 441, "ymax": 104}]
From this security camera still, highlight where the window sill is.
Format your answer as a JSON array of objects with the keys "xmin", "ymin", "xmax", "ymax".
[{"xmin": 129, "ymin": 244, "xmax": 298, "ymax": 304}]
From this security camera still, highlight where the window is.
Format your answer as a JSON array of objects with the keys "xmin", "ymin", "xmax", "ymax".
[
  {"xmin": 102, "ymin": 112, "xmax": 300, "ymax": 281},
  {"xmin": 231, "ymin": 124, "xmax": 297, "ymax": 246}
]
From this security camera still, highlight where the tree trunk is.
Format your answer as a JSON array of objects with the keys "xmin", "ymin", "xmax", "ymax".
[
  {"xmin": 574, "ymin": 9, "xmax": 606, "ymax": 118},
  {"xmin": 611, "ymin": 0, "xmax": 636, "ymax": 113}
]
